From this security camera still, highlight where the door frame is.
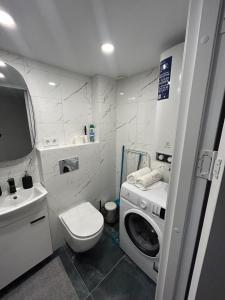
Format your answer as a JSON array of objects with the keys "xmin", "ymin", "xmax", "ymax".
[
  {"xmin": 188, "ymin": 117, "xmax": 225, "ymax": 298},
  {"xmin": 155, "ymin": 1, "xmax": 224, "ymax": 299}
]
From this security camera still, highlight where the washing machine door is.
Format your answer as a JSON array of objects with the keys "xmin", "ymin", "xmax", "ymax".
[{"xmin": 125, "ymin": 212, "xmax": 160, "ymax": 257}]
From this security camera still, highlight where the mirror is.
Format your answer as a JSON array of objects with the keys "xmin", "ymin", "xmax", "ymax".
[{"xmin": 0, "ymin": 63, "xmax": 35, "ymax": 162}]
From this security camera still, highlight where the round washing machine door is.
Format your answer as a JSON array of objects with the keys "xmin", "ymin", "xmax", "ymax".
[{"xmin": 125, "ymin": 211, "xmax": 160, "ymax": 257}]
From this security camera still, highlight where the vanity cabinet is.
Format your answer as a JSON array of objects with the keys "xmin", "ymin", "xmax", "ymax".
[{"xmin": 0, "ymin": 200, "xmax": 52, "ymax": 289}]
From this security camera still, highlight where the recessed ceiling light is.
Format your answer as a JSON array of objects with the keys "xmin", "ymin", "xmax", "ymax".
[
  {"xmin": 48, "ymin": 82, "xmax": 56, "ymax": 86},
  {"xmin": 101, "ymin": 43, "xmax": 115, "ymax": 55},
  {"xmin": 117, "ymin": 74, "xmax": 127, "ymax": 80},
  {"xmin": 0, "ymin": 60, "xmax": 6, "ymax": 67},
  {"xmin": 128, "ymin": 97, "xmax": 136, "ymax": 101},
  {"xmin": 119, "ymin": 91, "xmax": 125, "ymax": 96},
  {"xmin": 0, "ymin": 10, "xmax": 16, "ymax": 28},
  {"xmin": 0, "ymin": 72, "xmax": 5, "ymax": 79}
]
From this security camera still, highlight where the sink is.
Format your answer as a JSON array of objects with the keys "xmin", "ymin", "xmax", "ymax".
[{"xmin": 0, "ymin": 183, "xmax": 48, "ymax": 218}]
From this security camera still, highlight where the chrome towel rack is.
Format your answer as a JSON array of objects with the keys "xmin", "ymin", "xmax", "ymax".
[{"xmin": 125, "ymin": 148, "xmax": 151, "ymax": 179}]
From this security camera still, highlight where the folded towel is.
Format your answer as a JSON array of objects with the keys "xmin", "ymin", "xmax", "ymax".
[
  {"xmin": 135, "ymin": 169, "xmax": 162, "ymax": 190},
  {"xmin": 127, "ymin": 167, "xmax": 151, "ymax": 184}
]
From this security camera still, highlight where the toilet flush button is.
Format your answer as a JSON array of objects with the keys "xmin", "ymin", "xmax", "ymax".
[
  {"xmin": 159, "ymin": 154, "xmax": 164, "ymax": 160},
  {"xmin": 140, "ymin": 200, "xmax": 147, "ymax": 209}
]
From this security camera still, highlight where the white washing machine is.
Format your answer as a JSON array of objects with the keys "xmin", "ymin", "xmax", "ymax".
[{"xmin": 120, "ymin": 181, "xmax": 168, "ymax": 283}]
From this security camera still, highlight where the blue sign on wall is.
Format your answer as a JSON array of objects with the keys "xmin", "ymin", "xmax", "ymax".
[{"xmin": 158, "ymin": 56, "xmax": 172, "ymax": 100}]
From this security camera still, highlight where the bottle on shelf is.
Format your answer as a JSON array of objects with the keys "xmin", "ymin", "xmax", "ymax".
[{"xmin": 89, "ymin": 124, "xmax": 95, "ymax": 142}]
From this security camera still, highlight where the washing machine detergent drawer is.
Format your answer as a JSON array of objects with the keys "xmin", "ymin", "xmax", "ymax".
[{"xmin": 120, "ymin": 184, "xmax": 140, "ymax": 206}]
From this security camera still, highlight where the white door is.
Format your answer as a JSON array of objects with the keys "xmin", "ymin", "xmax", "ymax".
[
  {"xmin": 156, "ymin": 1, "xmax": 224, "ymax": 299},
  {"xmin": 188, "ymin": 118, "xmax": 225, "ymax": 299}
]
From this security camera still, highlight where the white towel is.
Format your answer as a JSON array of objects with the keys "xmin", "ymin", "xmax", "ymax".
[
  {"xmin": 135, "ymin": 169, "xmax": 162, "ymax": 190},
  {"xmin": 127, "ymin": 167, "xmax": 151, "ymax": 184}
]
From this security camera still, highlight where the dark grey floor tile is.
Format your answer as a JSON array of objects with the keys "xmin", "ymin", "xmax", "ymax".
[
  {"xmin": 92, "ymin": 256, "xmax": 156, "ymax": 300},
  {"xmin": 58, "ymin": 246, "xmax": 89, "ymax": 300},
  {"xmin": 104, "ymin": 221, "xmax": 119, "ymax": 234},
  {"xmin": 85, "ymin": 295, "xmax": 94, "ymax": 300},
  {"xmin": 104, "ymin": 223, "xmax": 120, "ymax": 246},
  {"xmin": 66, "ymin": 230, "xmax": 124, "ymax": 292},
  {"xmin": 1, "ymin": 257, "xmax": 79, "ymax": 300}
]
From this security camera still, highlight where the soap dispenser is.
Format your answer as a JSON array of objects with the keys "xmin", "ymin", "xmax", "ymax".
[{"xmin": 22, "ymin": 172, "xmax": 33, "ymax": 189}]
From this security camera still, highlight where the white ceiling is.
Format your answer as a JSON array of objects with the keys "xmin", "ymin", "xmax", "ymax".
[{"xmin": 0, "ymin": 0, "xmax": 189, "ymax": 78}]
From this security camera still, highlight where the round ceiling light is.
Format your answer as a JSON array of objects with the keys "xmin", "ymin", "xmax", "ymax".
[
  {"xmin": 0, "ymin": 10, "xmax": 16, "ymax": 28},
  {"xmin": 101, "ymin": 43, "xmax": 115, "ymax": 55}
]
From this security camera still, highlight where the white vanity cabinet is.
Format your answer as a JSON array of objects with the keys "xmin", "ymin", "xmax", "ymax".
[{"xmin": 0, "ymin": 199, "xmax": 53, "ymax": 289}]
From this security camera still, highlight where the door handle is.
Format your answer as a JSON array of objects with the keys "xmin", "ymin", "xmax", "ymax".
[{"xmin": 30, "ymin": 216, "xmax": 45, "ymax": 224}]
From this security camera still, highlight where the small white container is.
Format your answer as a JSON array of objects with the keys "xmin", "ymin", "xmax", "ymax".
[
  {"xmin": 83, "ymin": 135, "xmax": 88, "ymax": 143},
  {"xmin": 73, "ymin": 136, "xmax": 84, "ymax": 144},
  {"xmin": 104, "ymin": 201, "xmax": 117, "ymax": 224}
]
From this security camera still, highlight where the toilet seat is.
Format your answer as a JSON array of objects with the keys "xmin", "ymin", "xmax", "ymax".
[{"xmin": 60, "ymin": 202, "xmax": 104, "ymax": 239}]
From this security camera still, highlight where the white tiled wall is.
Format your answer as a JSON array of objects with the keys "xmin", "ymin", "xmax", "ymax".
[
  {"xmin": 92, "ymin": 75, "xmax": 116, "ymax": 202},
  {"xmin": 37, "ymin": 75, "xmax": 117, "ymax": 250},
  {"xmin": 0, "ymin": 50, "xmax": 93, "ymax": 191},
  {"xmin": 116, "ymin": 69, "xmax": 160, "ymax": 195},
  {"xmin": 37, "ymin": 143, "xmax": 104, "ymax": 249},
  {"xmin": 0, "ymin": 48, "xmax": 172, "ymax": 250},
  {"xmin": 0, "ymin": 51, "xmax": 117, "ymax": 243}
]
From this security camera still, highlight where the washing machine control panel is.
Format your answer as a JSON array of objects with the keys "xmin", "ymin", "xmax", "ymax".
[
  {"xmin": 140, "ymin": 200, "xmax": 147, "ymax": 209},
  {"xmin": 120, "ymin": 182, "xmax": 166, "ymax": 219},
  {"xmin": 122, "ymin": 190, "xmax": 141, "ymax": 206},
  {"xmin": 152, "ymin": 204, "xmax": 166, "ymax": 220}
]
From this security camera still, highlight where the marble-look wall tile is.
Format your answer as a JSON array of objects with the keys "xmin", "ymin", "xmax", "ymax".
[
  {"xmin": 0, "ymin": 50, "xmax": 117, "ymax": 253},
  {"xmin": 0, "ymin": 49, "xmax": 92, "ymax": 192},
  {"xmin": 0, "ymin": 150, "xmax": 40, "ymax": 192},
  {"xmin": 116, "ymin": 68, "xmax": 160, "ymax": 195},
  {"xmin": 92, "ymin": 75, "xmax": 117, "ymax": 206},
  {"xmin": 37, "ymin": 143, "xmax": 102, "ymax": 249}
]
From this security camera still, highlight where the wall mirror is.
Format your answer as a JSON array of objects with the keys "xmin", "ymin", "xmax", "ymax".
[{"xmin": 0, "ymin": 63, "xmax": 35, "ymax": 162}]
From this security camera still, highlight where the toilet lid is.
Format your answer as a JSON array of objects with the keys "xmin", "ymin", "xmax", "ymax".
[{"xmin": 60, "ymin": 202, "xmax": 104, "ymax": 238}]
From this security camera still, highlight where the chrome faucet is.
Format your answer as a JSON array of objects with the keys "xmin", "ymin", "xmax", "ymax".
[{"xmin": 7, "ymin": 178, "xmax": 16, "ymax": 194}]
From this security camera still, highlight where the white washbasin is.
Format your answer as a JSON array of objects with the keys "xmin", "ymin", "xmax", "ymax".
[{"xmin": 0, "ymin": 183, "xmax": 48, "ymax": 218}]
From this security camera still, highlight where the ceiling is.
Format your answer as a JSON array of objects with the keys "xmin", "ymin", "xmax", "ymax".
[{"xmin": 0, "ymin": 0, "xmax": 189, "ymax": 78}]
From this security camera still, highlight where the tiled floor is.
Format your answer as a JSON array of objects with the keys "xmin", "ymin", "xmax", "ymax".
[{"xmin": 1, "ymin": 223, "xmax": 156, "ymax": 300}]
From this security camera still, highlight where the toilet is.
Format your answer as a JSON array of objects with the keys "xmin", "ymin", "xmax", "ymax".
[{"xmin": 59, "ymin": 202, "xmax": 104, "ymax": 252}]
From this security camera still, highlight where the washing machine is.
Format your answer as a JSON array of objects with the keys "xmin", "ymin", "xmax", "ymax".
[{"xmin": 120, "ymin": 181, "xmax": 168, "ymax": 283}]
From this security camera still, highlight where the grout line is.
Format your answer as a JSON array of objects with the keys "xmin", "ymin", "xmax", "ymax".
[
  {"xmin": 90, "ymin": 254, "xmax": 126, "ymax": 295},
  {"xmin": 84, "ymin": 294, "xmax": 94, "ymax": 300},
  {"xmin": 60, "ymin": 247, "xmax": 90, "ymax": 297}
]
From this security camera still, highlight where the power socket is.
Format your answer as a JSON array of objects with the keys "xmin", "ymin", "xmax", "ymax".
[{"xmin": 43, "ymin": 137, "xmax": 59, "ymax": 147}]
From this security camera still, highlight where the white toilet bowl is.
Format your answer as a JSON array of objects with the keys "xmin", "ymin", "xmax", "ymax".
[{"xmin": 59, "ymin": 202, "xmax": 104, "ymax": 252}]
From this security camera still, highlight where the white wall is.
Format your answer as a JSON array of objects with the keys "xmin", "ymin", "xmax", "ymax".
[
  {"xmin": 0, "ymin": 47, "xmax": 180, "ymax": 250},
  {"xmin": 0, "ymin": 50, "xmax": 93, "ymax": 191},
  {"xmin": 92, "ymin": 75, "xmax": 116, "ymax": 202},
  {"xmin": 0, "ymin": 51, "xmax": 116, "ymax": 251},
  {"xmin": 115, "ymin": 68, "xmax": 172, "ymax": 195},
  {"xmin": 37, "ymin": 75, "xmax": 117, "ymax": 249}
]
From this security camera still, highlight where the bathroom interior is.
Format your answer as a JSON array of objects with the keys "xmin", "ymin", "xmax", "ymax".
[{"xmin": 1, "ymin": 0, "xmax": 224, "ymax": 299}]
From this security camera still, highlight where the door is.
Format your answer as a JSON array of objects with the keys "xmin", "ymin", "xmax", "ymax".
[
  {"xmin": 156, "ymin": 1, "xmax": 224, "ymax": 299},
  {"xmin": 125, "ymin": 212, "xmax": 160, "ymax": 257},
  {"xmin": 188, "ymin": 118, "xmax": 225, "ymax": 299}
]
